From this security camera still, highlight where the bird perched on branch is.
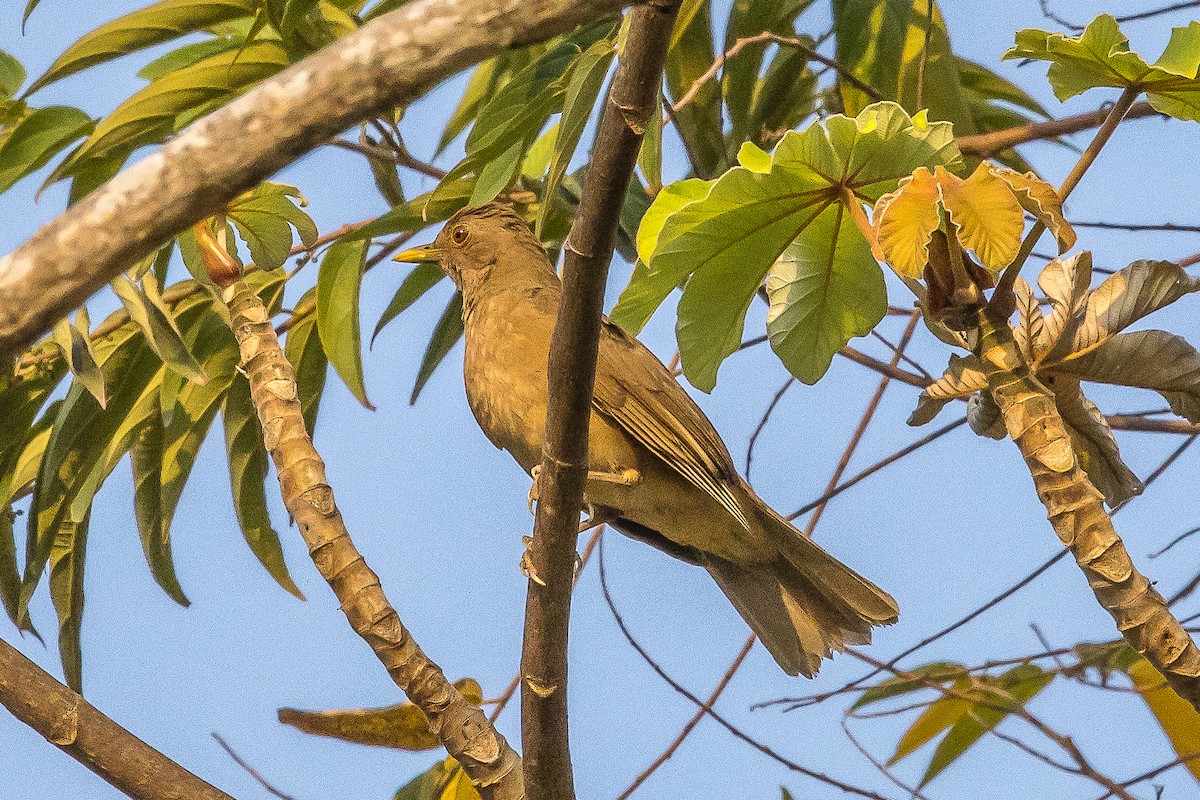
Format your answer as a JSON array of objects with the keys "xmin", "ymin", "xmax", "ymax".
[{"xmin": 394, "ymin": 202, "xmax": 898, "ymax": 677}]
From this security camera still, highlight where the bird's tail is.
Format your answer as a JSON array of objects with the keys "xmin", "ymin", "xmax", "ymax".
[{"xmin": 702, "ymin": 502, "xmax": 898, "ymax": 677}]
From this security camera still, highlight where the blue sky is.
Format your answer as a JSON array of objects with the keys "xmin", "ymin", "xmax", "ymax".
[{"xmin": 3, "ymin": 2, "xmax": 1200, "ymax": 799}]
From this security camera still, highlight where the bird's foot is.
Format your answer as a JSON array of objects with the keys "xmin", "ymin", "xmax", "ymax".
[
  {"xmin": 579, "ymin": 503, "xmax": 616, "ymax": 533},
  {"xmin": 520, "ymin": 535, "xmax": 546, "ymax": 586},
  {"xmin": 527, "ymin": 465, "xmax": 541, "ymax": 515},
  {"xmin": 587, "ymin": 467, "xmax": 641, "ymax": 487}
]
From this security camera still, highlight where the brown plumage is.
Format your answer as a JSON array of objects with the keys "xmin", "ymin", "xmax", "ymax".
[{"xmin": 394, "ymin": 202, "xmax": 898, "ymax": 676}]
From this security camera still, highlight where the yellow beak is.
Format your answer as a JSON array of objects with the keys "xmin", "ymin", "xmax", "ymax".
[{"xmin": 392, "ymin": 244, "xmax": 443, "ymax": 263}]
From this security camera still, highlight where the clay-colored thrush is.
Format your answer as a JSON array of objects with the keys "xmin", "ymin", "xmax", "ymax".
[{"xmin": 395, "ymin": 203, "xmax": 898, "ymax": 676}]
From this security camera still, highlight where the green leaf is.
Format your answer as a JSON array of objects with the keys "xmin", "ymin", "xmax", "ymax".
[
  {"xmin": 64, "ymin": 40, "xmax": 290, "ymax": 169},
  {"xmin": 317, "ymin": 238, "xmax": 373, "ymax": 409},
  {"xmin": 284, "ymin": 299, "xmax": 328, "ymax": 434},
  {"xmin": 361, "ymin": 130, "xmax": 405, "ymax": 207},
  {"xmin": 664, "ymin": 0, "xmax": 725, "ymax": 177},
  {"xmin": 51, "ymin": 311, "xmax": 106, "ymax": 408},
  {"xmin": 393, "ymin": 758, "xmax": 458, "ymax": 800},
  {"xmin": 746, "ymin": 44, "xmax": 817, "ymax": 150},
  {"xmin": 224, "ymin": 373, "xmax": 303, "ymax": 598},
  {"xmin": 130, "ymin": 401, "xmax": 189, "ymax": 605},
  {"xmin": 112, "ymin": 276, "xmax": 208, "ymax": 384},
  {"xmin": 1127, "ymin": 656, "xmax": 1200, "ymax": 784},
  {"xmin": 26, "ymin": 0, "xmax": 259, "ymax": 95},
  {"xmin": 411, "ymin": 292, "xmax": 464, "ymax": 404},
  {"xmin": 21, "ymin": 1, "xmax": 43, "ymax": 33},
  {"xmin": 227, "ymin": 182, "xmax": 319, "ymax": 270},
  {"xmin": 920, "ymin": 665, "xmax": 1053, "ymax": 786},
  {"xmin": 537, "ymin": 35, "xmax": 615, "ymax": 234},
  {"xmin": 138, "ymin": 36, "xmax": 241, "ymax": 81},
  {"xmin": 0, "ymin": 106, "xmax": 94, "ymax": 195},
  {"xmin": 888, "ymin": 683, "xmax": 972, "ymax": 765},
  {"xmin": 49, "ymin": 506, "xmax": 90, "ymax": 691},
  {"xmin": 853, "ymin": 662, "xmax": 967, "ymax": 708},
  {"xmin": 372, "ymin": 263, "xmax": 446, "ymax": 347},
  {"xmin": 0, "ymin": 502, "xmax": 27, "ymax": 635},
  {"xmin": 433, "ymin": 55, "xmax": 507, "ymax": 157},
  {"xmin": 763, "ymin": 203, "xmax": 887, "ymax": 384},
  {"xmin": 1006, "ymin": 15, "xmax": 1200, "ymax": 122},
  {"xmin": 621, "ymin": 102, "xmax": 957, "ymax": 390},
  {"xmin": 0, "ymin": 51, "xmax": 26, "ymax": 97}
]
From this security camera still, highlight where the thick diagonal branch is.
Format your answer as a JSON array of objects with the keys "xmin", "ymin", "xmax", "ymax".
[
  {"xmin": 220, "ymin": 282, "xmax": 522, "ymax": 799},
  {"xmin": 975, "ymin": 313, "xmax": 1200, "ymax": 710},
  {"xmin": 519, "ymin": 3, "xmax": 679, "ymax": 799},
  {"xmin": 0, "ymin": 637, "xmax": 236, "ymax": 800},
  {"xmin": 0, "ymin": 0, "xmax": 628, "ymax": 362}
]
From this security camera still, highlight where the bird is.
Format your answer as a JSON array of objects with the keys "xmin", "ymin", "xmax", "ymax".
[{"xmin": 393, "ymin": 202, "xmax": 898, "ymax": 677}]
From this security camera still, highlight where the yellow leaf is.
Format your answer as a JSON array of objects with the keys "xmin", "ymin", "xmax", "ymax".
[
  {"xmin": 936, "ymin": 164, "xmax": 1024, "ymax": 271},
  {"xmin": 442, "ymin": 765, "xmax": 483, "ymax": 800},
  {"xmin": 277, "ymin": 678, "xmax": 483, "ymax": 751},
  {"xmin": 989, "ymin": 166, "xmax": 1076, "ymax": 253},
  {"xmin": 1128, "ymin": 657, "xmax": 1200, "ymax": 784},
  {"xmin": 887, "ymin": 680, "xmax": 973, "ymax": 765},
  {"xmin": 873, "ymin": 167, "xmax": 941, "ymax": 277}
]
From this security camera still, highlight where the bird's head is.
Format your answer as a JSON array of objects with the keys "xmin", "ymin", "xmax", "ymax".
[{"xmin": 392, "ymin": 202, "xmax": 554, "ymax": 297}]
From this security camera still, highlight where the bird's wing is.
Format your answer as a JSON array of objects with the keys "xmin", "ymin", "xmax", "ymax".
[{"xmin": 592, "ymin": 319, "xmax": 750, "ymax": 530}]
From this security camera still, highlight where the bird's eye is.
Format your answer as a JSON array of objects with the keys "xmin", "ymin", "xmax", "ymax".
[{"xmin": 451, "ymin": 225, "xmax": 470, "ymax": 244}]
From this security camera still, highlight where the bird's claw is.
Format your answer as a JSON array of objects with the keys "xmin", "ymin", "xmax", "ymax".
[
  {"xmin": 520, "ymin": 535, "xmax": 547, "ymax": 586},
  {"xmin": 527, "ymin": 465, "xmax": 542, "ymax": 515}
]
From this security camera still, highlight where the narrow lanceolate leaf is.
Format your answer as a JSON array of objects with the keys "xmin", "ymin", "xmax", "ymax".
[
  {"xmin": 663, "ymin": 0, "xmax": 724, "ymax": 177},
  {"xmin": 63, "ymin": 40, "xmax": 290, "ymax": 169},
  {"xmin": 888, "ymin": 680, "xmax": 973, "ymax": 765},
  {"xmin": 224, "ymin": 373, "xmax": 303, "ymax": 598},
  {"xmin": 278, "ymin": 678, "xmax": 482, "ymax": 750},
  {"xmin": 49, "ymin": 506, "xmax": 90, "ymax": 692},
  {"xmin": 1127, "ymin": 656, "xmax": 1200, "ymax": 784},
  {"xmin": 372, "ymin": 263, "xmax": 445, "ymax": 347},
  {"xmin": 618, "ymin": 102, "xmax": 958, "ymax": 390},
  {"xmin": 853, "ymin": 662, "xmax": 967, "ymax": 708},
  {"xmin": 919, "ymin": 665, "xmax": 1053, "ymax": 786},
  {"xmin": 284, "ymin": 298, "xmax": 328, "ymax": 434},
  {"xmin": 537, "ymin": 35, "xmax": 615, "ymax": 234},
  {"xmin": 130, "ymin": 401, "xmax": 189, "ymax": 605},
  {"xmin": 51, "ymin": 313, "xmax": 106, "ymax": 408},
  {"xmin": 0, "ymin": 50, "xmax": 25, "ymax": 96},
  {"xmin": 25, "ymin": 0, "xmax": 258, "ymax": 95},
  {"xmin": 1006, "ymin": 14, "xmax": 1200, "ymax": 122},
  {"xmin": 0, "ymin": 106, "xmax": 94, "ymax": 194},
  {"xmin": 112, "ymin": 276, "xmax": 207, "ymax": 383},
  {"xmin": 138, "ymin": 37, "xmax": 241, "ymax": 81},
  {"xmin": 411, "ymin": 293, "xmax": 464, "ymax": 405},
  {"xmin": 316, "ymin": 238, "xmax": 372, "ymax": 409},
  {"xmin": 763, "ymin": 202, "xmax": 886, "ymax": 384},
  {"xmin": 227, "ymin": 182, "xmax": 319, "ymax": 271},
  {"xmin": 0, "ymin": 503, "xmax": 26, "ymax": 634}
]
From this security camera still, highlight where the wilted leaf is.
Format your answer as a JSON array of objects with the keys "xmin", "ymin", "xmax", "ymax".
[
  {"xmin": 989, "ymin": 166, "xmax": 1075, "ymax": 253},
  {"xmin": 227, "ymin": 182, "xmax": 319, "ymax": 271},
  {"xmin": 966, "ymin": 393, "xmax": 1006, "ymax": 440},
  {"xmin": 411, "ymin": 293, "xmax": 464, "ymax": 404},
  {"xmin": 1006, "ymin": 15, "xmax": 1200, "ymax": 122},
  {"xmin": 0, "ymin": 106, "xmax": 94, "ymax": 194},
  {"xmin": 372, "ymin": 263, "xmax": 445, "ymax": 347},
  {"xmin": 317, "ymin": 238, "xmax": 373, "ymax": 409},
  {"xmin": 1013, "ymin": 277, "xmax": 1045, "ymax": 363},
  {"xmin": 1038, "ymin": 252, "xmax": 1093, "ymax": 356},
  {"xmin": 26, "ymin": 0, "xmax": 259, "ymax": 95},
  {"xmin": 872, "ymin": 166, "xmax": 941, "ymax": 278},
  {"xmin": 1055, "ymin": 378, "xmax": 1143, "ymax": 507},
  {"xmin": 224, "ymin": 374, "xmax": 303, "ymax": 598},
  {"xmin": 908, "ymin": 354, "xmax": 988, "ymax": 426},
  {"xmin": 279, "ymin": 678, "xmax": 482, "ymax": 750}
]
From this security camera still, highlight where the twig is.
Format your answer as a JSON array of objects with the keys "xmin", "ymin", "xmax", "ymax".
[
  {"xmin": 956, "ymin": 101, "xmax": 1160, "ymax": 159},
  {"xmin": 596, "ymin": 536, "xmax": 895, "ymax": 800},
  {"xmin": 1150, "ymin": 525, "xmax": 1200, "ymax": 559},
  {"xmin": 1070, "ymin": 220, "xmax": 1200, "ymax": 233},
  {"xmin": 745, "ymin": 378, "xmax": 794, "ymax": 479},
  {"xmin": 669, "ymin": 31, "xmax": 879, "ymax": 120},
  {"xmin": 615, "ymin": 633, "xmax": 756, "ymax": 799},
  {"xmin": 1098, "ymin": 751, "xmax": 1200, "ymax": 799},
  {"xmin": 804, "ymin": 311, "xmax": 921, "ymax": 534},
  {"xmin": 211, "ymin": 733, "xmax": 296, "ymax": 800},
  {"xmin": 520, "ymin": 5, "xmax": 679, "ymax": 799},
  {"xmin": 870, "ymin": 329, "xmax": 932, "ymax": 379},
  {"xmin": 841, "ymin": 718, "xmax": 933, "ymax": 800},
  {"xmin": 0, "ymin": 637, "xmax": 235, "ymax": 800},
  {"xmin": 788, "ymin": 417, "xmax": 966, "ymax": 519},
  {"xmin": 1039, "ymin": 0, "xmax": 1200, "ymax": 30}
]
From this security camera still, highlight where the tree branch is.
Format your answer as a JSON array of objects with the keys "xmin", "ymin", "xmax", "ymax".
[
  {"xmin": 0, "ymin": 637, "xmax": 236, "ymax": 800},
  {"xmin": 956, "ymin": 101, "xmax": 1161, "ymax": 159},
  {"xmin": 520, "ymin": 4, "xmax": 679, "ymax": 798},
  {"xmin": 0, "ymin": 0, "xmax": 629, "ymax": 362}
]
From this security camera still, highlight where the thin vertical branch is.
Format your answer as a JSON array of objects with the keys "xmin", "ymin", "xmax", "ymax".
[{"xmin": 520, "ymin": 4, "xmax": 680, "ymax": 798}]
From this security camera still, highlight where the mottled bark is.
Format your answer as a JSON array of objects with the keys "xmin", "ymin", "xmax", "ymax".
[
  {"xmin": 0, "ymin": 637, "xmax": 235, "ymax": 800},
  {"xmin": 0, "ymin": 0, "xmax": 628, "ymax": 362},
  {"xmin": 221, "ymin": 282, "xmax": 522, "ymax": 799},
  {"xmin": 975, "ymin": 311, "xmax": 1200, "ymax": 710},
  {"xmin": 519, "ymin": 3, "xmax": 679, "ymax": 799}
]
